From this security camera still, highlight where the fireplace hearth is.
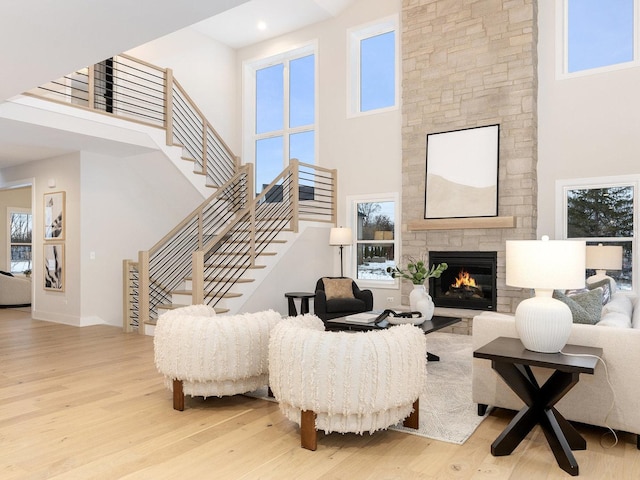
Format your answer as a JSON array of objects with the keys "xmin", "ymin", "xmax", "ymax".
[{"xmin": 428, "ymin": 251, "xmax": 497, "ymax": 311}]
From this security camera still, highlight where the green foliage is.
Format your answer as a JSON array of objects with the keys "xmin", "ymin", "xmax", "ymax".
[
  {"xmin": 567, "ymin": 186, "xmax": 633, "ymax": 238},
  {"xmin": 387, "ymin": 258, "xmax": 448, "ymax": 285}
]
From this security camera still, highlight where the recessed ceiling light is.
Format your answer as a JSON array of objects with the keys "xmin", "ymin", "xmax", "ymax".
[{"xmin": 257, "ymin": 21, "xmax": 267, "ymax": 31}]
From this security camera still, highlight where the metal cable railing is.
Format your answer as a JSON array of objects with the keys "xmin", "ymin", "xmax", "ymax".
[{"xmin": 27, "ymin": 53, "xmax": 237, "ymax": 188}]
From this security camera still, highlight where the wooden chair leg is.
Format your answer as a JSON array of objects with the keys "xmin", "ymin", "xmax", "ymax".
[
  {"xmin": 403, "ymin": 398, "xmax": 419, "ymax": 429},
  {"xmin": 173, "ymin": 379, "xmax": 185, "ymax": 411},
  {"xmin": 300, "ymin": 410, "xmax": 317, "ymax": 450}
]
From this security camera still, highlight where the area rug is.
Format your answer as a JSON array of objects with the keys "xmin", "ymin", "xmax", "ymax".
[
  {"xmin": 389, "ymin": 331, "xmax": 489, "ymax": 444},
  {"xmin": 246, "ymin": 332, "xmax": 488, "ymax": 445}
]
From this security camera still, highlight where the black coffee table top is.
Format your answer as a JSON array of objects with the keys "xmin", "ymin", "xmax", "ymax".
[{"xmin": 327, "ymin": 313, "xmax": 460, "ymax": 334}]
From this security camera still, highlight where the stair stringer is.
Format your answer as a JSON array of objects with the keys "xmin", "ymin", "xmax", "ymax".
[
  {"xmin": 220, "ymin": 222, "xmax": 334, "ymax": 316},
  {"xmin": 5, "ymin": 95, "xmax": 215, "ymax": 198}
]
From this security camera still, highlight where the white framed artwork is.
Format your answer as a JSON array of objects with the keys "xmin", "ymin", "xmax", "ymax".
[{"xmin": 424, "ymin": 125, "xmax": 499, "ymax": 219}]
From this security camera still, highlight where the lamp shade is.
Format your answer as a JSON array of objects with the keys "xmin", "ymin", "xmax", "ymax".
[
  {"xmin": 586, "ymin": 244, "xmax": 622, "ymax": 271},
  {"xmin": 506, "ymin": 236, "xmax": 586, "ymax": 353},
  {"xmin": 329, "ymin": 227, "xmax": 352, "ymax": 246},
  {"xmin": 506, "ymin": 238, "xmax": 586, "ymax": 291}
]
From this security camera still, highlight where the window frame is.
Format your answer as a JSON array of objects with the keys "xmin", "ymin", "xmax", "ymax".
[
  {"xmin": 556, "ymin": 175, "xmax": 639, "ymax": 292},
  {"xmin": 347, "ymin": 15, "xmax": 399, "ymax": 117},
  {"xmin": 242, "ymin": 42, "xmax": 318, "ymax": 194},
  {"xmin": 347, "ymin": 192, "xmax": 400, "ymax": 289},
  {"xmin": 557, "ymin": 0, "xmax": 640, "ymax": 79},
  {"xmin": 7, "ymin": 207, "xmax": 32, "ymax": 275}
]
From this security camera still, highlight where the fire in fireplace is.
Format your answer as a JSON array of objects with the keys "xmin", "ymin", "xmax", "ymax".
[{"xmin": 428, "ymin": 251, "xmax": 497, "ymax": 311}]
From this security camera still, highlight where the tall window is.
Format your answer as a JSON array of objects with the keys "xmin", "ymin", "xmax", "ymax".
[
  {"xmin": 248, "ymin": 45, "xmax": 316, "ymax": 194},
  {"xmin": 350, "ymin": 194, "xmax": 398, "ymax": 286},
  {"xmin": 563, "ymin": 0, "xmax": 637, "ymax": 75},
  {"xmin": 8, "ymin": 208, "xmax": 32, "ymax": 274},
  {"xmin": 349, "ymin": 16, "xmax": 398, "ymax": 115},
  {"xmin": 559, "ymin": 178, "xmax": 637, "ymax": 291}
]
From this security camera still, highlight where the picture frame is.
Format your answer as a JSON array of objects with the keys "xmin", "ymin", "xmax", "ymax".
[
  {"xmin": 44, "ymin": 191, "xmax": 65, "ymax": 240},
  {"xmin": 44, "ymin": 243, "xmax": 64, "ymax": 291},
  {"xmin": 424, "ymin": 124, "xmax": 499, "ymax": 219}
]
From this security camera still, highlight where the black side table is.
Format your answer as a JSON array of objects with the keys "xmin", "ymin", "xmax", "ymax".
[
  {"xmin": 473, "ymin": 336, "xmax": 602, "ymax": 477},
  {"xmin": 284, "ymin": 292, "xmax": 314, "ymax": 316}
]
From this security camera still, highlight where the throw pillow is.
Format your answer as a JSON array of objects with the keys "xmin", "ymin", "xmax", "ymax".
[
  {"xmin": 553, "ymin": 288, "xmax": 603, "ymax": 325},
  {"xmin": 587, "ymin": 278, "xmax": 612, "ymax": 305},
  {"xmin": 323, "ymin": 278, "xmax": 355, "ymax": 300}
]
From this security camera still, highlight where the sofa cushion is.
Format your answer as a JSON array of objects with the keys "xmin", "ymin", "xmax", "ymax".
[
  {"xmin": 323, "ymin": 278, "xmax": 355, "ymax": 300},
  {"xmin": 587, "ymin": 278, "xmax": 612, "ymax": 304},
  {"xmin": 597, "ymin": 311, "xmax": 632, "ymax": 328},
  {"xmin": 602, "ymin": 293, "xmax": 633, "ymax": 319},
  {"xmin": 632, "ymin": 300, "xmax": 640, "ymax": 329},
  {"xmin": 553, "ymin": 288, "xmax": 603, "ymax": 325}
]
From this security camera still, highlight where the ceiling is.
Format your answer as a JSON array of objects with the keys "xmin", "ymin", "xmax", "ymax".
[{"xmin": 0, "ymin": 0, "xmax": 356, "ymax": 168}]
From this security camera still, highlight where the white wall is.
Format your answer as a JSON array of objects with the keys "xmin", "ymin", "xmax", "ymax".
[
  {"xmin": 537, "ymin": 1, "xmax": 640, "ymax": 238},
  {"xmin": 79, "ymin": 150, "xmax": 204, "ymax": 327},
  {"xmin": 236, "ymin": 0, "xmax": 403, "ymax": 305},
  {"xmin": 0, "ymin": 148, "xmax": 203, "ymax": 327},
  {"xmin": 127, "ymin": 28, "xmax": 239, "ymax": 153},
  {"xmin": 1, "ymin": 153, "xmax": 82, "ymax": 324}
]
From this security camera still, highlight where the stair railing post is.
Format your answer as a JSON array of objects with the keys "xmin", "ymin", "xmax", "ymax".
[
  {"xmin": 290, "ymin": 159, "xmax": 299, "ymax": 233},
  {"xmin": 250, "ymin": 201, "xmax": 257, "ymax": 267},
  {"xmin": 88, "ymin": 64, "xmax": 95, "ymax": 110},
  {"xmin": 138, "ymin": 250, "xmax": 150, "ymax": 336},
  {"xmin": 331, "ymin": 167, "xmax": 338, "ymax": 226},
  {"xmin": 192, "ymin": 251, "xmax": 205, "ymax": 305},
  {"xmin": 164, "ymin": 68, "xmax": 174, "ymax": 146}
]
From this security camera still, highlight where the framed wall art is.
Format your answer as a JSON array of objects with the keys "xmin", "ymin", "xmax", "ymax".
[
  {"xmin": 424, "ymin": 124, "xmax": 499, "ymax": 219},
  {"xmin": 44, "ymin": 243, "xmax": 64, "ymax": 291},
  {"xmin": 44, "ymin": 191, "xmax": 65, "ymax": 240}
]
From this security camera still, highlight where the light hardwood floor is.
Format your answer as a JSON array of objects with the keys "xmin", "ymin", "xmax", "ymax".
[{"xmin": 1, "ymin": 309, "xmax": 638, "ymax": 479}]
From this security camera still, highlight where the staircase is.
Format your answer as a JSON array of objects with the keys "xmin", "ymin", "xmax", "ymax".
[{"xmin": 26, "ymin": 53, "xmax": 337, "ymax": 335}]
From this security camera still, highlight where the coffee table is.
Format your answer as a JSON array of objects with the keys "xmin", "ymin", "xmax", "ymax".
[{"xmin": 327, "ymin": 313, "xmax": 461, "ymax": 361}]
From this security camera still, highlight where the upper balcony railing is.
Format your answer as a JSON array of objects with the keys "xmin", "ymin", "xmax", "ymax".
[{"xmin": 27, "ymin": 54, "xmax": 238, "ymax": 187}]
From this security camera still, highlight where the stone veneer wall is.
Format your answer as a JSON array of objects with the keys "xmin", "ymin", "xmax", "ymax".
[{"xmin": 401, "ymin": 0, "xmax": 538, "ymax": 327}]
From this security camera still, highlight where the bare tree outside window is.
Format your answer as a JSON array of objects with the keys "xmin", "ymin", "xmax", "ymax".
[
  {"xmin": 356, "ymin": 201, "xmax": 395, "ymax": 280},
  {"xmin": 10, "ymin": 211, "xmax": 32, "ymax": 273}
]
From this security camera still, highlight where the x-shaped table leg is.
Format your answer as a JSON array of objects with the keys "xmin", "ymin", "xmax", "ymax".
[{"xmin": 490, "ymin": 361, "xmax": 584, "ymax": 476}]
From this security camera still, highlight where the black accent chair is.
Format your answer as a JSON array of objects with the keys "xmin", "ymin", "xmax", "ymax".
[{"xmin": 314, "ymin": 277, "xmax": 374, "ymax": 321}]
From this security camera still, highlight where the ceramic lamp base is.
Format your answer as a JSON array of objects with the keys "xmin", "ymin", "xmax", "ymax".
[{"xmin": 514, "ymin": 294, "xmax": 572, "ymax": 353}]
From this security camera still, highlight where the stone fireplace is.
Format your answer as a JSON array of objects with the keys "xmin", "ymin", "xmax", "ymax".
[
  {"xmin": 400, "ymin": 0, "xmax": 539, "ymax": 332},
  {"xmin": 428, "ymin": 251, "xmax": 497, "ymax": 311}
]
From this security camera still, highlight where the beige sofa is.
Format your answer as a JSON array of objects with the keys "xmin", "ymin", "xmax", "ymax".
[
  {"xmin": 0, "ymin": 273, "xmax": 31, "ymax": 307},
  {"xmin": 472, "ymin": 303, "xmax": 640, "ymax": 448}
]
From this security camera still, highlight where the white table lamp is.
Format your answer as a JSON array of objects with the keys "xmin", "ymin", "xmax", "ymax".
[
  {"xmin": 586, "ymin": 243, "xmax": 622, "ymax": 286},
  {"xmin": 506, "ymin": 236, "xmax": 586, "ymax": 353},
  {"xmin": 329, "ymin": 227, "xmax": 352, "ymax": 277}
]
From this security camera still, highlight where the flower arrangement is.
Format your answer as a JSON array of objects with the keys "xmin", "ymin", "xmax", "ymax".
[{"xmin": 387, "ymin": 257, "xmax": 448, "ymax": 285}]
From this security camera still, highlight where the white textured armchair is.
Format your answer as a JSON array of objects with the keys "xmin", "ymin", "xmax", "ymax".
[
  {"xmin": 154, "ymin": 305, "xmax": 281, "ymax": 410},
  {"xmin": 268, "ymin": 315, "xmax": 427, "ymax": 450}
]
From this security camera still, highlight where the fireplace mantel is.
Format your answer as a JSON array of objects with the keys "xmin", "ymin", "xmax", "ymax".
[{"xmin": 408, "ymin": 216, "xmax": 516, "ymax": 231}]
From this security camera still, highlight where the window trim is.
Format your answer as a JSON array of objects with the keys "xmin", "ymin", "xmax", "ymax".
[
  {"xmin": 557, "ymin": 0, "xmax": 640, "ymax": 79},
  {"xmin": 347, "ymin": 15, "xmax": 399, "ymax": 118},
  {"xmin": 555, "ymin": 175, "xmax": 639, "ymax": 292},
  {"xmin": 7, "ymin": 206, "xmax": 32, "ymax": 275},
  {"xmin": 347, "ymin": 192, "xmax": 400, "ymax": 289},
  {"xmin": 242, "ymin": 42, "xmax": 318, "ymax": 193}
]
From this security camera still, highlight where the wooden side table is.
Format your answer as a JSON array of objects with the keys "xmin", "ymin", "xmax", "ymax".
[
  {"xmin": 473, "ymin": 336, "xmax": 602, "ymax": 477},
  {"xmin": 284, "ymin": 292, "xmax": 314, "ymax": 316}
]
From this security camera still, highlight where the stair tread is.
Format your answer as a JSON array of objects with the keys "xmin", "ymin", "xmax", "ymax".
[{"xmin": 171, "ymin": 289, "xmax": 242, "ymax": 299}]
